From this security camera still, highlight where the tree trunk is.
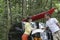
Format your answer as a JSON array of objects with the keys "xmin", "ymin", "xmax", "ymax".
[
  {"xmin": 22, "ymin": 0, "xmax": 27, "ymax": 18},
  {"xmin": 7, "ymin": 0, "xmax": 12, "ymax": 40}
]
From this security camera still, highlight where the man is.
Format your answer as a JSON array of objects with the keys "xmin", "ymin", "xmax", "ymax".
[
  {"xmin": 45, "ymin": 13, "xmax": 60, "ymax": 40},
  {"xmin": 22, "ymin": 17, "xmax": 35, "ymax": 40}
]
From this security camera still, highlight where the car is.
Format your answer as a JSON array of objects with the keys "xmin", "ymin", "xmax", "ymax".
[{"xmin": 8, "ymin": 22, "xmax": 53, "ymax": 40}]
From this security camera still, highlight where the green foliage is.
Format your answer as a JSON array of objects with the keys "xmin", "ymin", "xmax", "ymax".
[{"xmin": 0, "ymin": 0, "xmax": 60, "ymax": 40}]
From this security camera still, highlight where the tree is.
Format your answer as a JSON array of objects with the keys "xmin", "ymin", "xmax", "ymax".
[{"xmin": 7, "ymin": 0, "xmax": 12, "ymax": 40}]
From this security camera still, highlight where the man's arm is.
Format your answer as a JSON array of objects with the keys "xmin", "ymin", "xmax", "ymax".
[
  {"xmin": 54, "ymin": 18, "xmax": 60, "ymax": 28},
  {"xmin": 15, "ymin": 27, "xmax": 21, "ymax": 30},
  {"xmin": 56, "ymin": 23, "xmax": 60, "ymax": 28}
]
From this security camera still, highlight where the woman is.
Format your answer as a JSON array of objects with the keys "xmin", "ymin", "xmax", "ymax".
[{"xmin": 22, "ymin": 17, "xmax": 33, "ymax": 40}]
